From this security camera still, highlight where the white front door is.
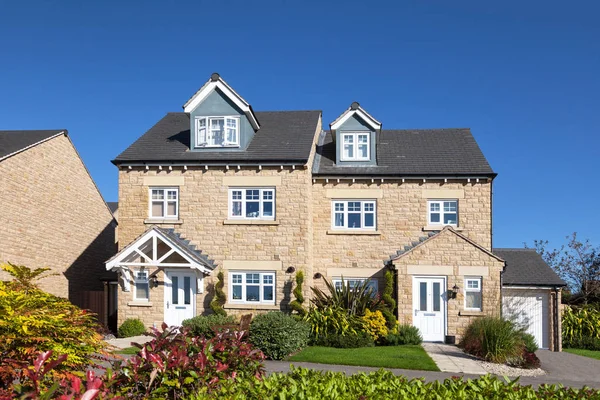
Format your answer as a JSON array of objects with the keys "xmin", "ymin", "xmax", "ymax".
[
  {"xmin": 164, "ymin": 270, "xmax": 196, "ymax": 326},
  {"xmin": 413, "ymin": 277, "xmax": 446, "ymax": 342}
]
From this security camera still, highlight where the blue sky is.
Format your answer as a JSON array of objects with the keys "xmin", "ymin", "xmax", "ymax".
[{"xmin": 1, "ymin": 1, "xmax": 598, "ymax": 249}]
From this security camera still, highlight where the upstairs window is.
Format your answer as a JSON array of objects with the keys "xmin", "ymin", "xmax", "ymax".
[
  {"xmin": 341, "ymin": 132, "xmax": 370, "ymax": 161},
  {"xmin": 149, "ymin": 188, "xmax": 179, "ymax": 219},
  {"xmin": 195, "ymin": 116, "xmax": 239, "ymax": 147},
  {"xmin": 332, "ymin": 200, "xmax": 376, "ymax": 230},
  {"xmin": 229, "ymin": 188, "xmax": 275, "ymax": 220},
  {"xmin": 428, "ymin": 200, "xmax": 458, "ymax": 226}
]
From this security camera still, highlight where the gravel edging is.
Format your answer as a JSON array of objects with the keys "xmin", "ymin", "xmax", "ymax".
[{"xmin": 478, "ymin": 360, "xmax": 546, "ymax": 377}]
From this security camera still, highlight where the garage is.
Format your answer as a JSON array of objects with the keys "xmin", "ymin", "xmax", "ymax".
[
  {"xmin": 493, "ymin": 248, "xmax": 566, "ymax": 352},
  {"xmin": 503, "ymin": 288, "xmax": 550, "ymax": 349}
]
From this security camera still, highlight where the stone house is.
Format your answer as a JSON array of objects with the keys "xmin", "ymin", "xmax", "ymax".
[
  {"xmin": 0, "ymin": 130, "xmax": 116, "ymax": 314},
  {"xmin": 107, "ymin": 73, "xmax": 565, "ymax": 350}
]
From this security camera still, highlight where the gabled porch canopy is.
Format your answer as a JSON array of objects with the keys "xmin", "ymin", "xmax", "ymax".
[{"xmin": 105, "ymin": 226, "xmax": 216, "ymax": 292}]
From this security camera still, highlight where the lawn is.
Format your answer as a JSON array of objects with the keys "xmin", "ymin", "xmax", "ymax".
[
  {"xmin": 288, "ymin": 345, "xmax": 439, "ymax": 371},
  {"xmin": 564, "ymin": 348, "xmax": 600, "ymax": 360}
]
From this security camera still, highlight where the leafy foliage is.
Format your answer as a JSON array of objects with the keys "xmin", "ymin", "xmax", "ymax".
[
  {"xmin": 108, "ymin": 323, "xmax": 265, "ymax": 398},
  {"xmin": 459, "ymin": 317, "xmax": 523, "ymax": 364},
  {"xmin": 118, "ymin": 318, "xmax": 146, "ymax": 338},
  {"xmin": 382, "ymin": 324, "xmax": 423, "ymax": 346},
  {"xmin": 289, "ymin": 271, "xmax": 306, "ymax": 317},
  {"xmin": 313, "ymin": 331, "xmax": 374, "ymax": 348},
  {"xmin": 182, "ymin": 314, "xmax": 237, "ymax": 338},
  {"xmin": 210, "ymin": 270, "xmax": 227, "ymax": 316},
  {"xmin": 249, "ymin": 312, "xmax": 310, "ymax": 360},
  {"xmin": 0, "ymin": 263, "xmax": 104, "ymax": 379},
  {"xmin": 563, "ymin": 304, "xmax": 600, "ymax": 347},
  {"xmin": 361, "ymin": 309, "xmax": 388, "ymax": 341},
  {"xmin": 520, "ymin": 331, "xmax": 538, "ymax": 353},
  {"xmin": 531, "ymin": 233, "xmax": 600, "ymax": 303},
  {"xmin": 304, "ymin": 306, "xmax": 361, "ymax": 338},
  {"xmin": 195, "ymin": 367, "xmax": 600, "ymax": 399},
  {"xmin": 310, "ymin": 277, "xmax": 382, "ymax": 317},
  {"xmin": 381, "ymin": 270, "xmax": 398, "ymax": 329}
]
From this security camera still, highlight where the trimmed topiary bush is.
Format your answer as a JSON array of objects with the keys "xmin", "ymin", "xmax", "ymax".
[
  {"xmin": 314, "ymin": 331, "xmax": 374, "ymax": 348},
  {"xmin": 210, "ymin": 270, "xmax": 227, "ymax": 317},
  {"xmin": 118, "ymin": 318, "xmax": 146, "ymax": 338},
  {"xmin": 290, "ymin": 271, "xmax": 306, "ymax": 317},
  {"xmin": 249, "ymin": 312, "xmax": 310, "ymax": 360},
  {"xmin": 381, "ymin": 270, "xmax": 398, "ymax": 329},
  {"xmin": 383, "ymin": 324, "xmax": 423, "ymax": 346},
  {"xmin": 182, "ymin": 314, "xmax": 237, "ymax": 338}
]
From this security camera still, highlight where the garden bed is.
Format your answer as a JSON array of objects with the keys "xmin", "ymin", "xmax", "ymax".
[{"xmin": 287, "ymin": 345, "xmax": 439, "ymax": 371}]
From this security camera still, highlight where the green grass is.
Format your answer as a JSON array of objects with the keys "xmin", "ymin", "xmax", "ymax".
[
  {"xmin": 115, "ymin": 346, "xmax": 140, "ymax": 355},
  {"xmin": 564, "ymin": 348, "xmax": 600, "ymax": 360},
  {"xmin": 287, "ymin": 345, "xmax": 439, "ymax": 371}
]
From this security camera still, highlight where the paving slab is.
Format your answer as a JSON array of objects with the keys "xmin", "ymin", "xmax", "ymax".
[
  {"xmin": 422, "ymin": 342, "xmax": 487, "ymax": 374},
  {"xmin": 104, "ymin": 335, "xmax": 152, "ymax": 349}
]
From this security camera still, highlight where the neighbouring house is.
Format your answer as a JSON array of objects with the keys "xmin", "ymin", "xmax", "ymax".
[
  {"xmin": 106, "ymin": 73, "xmax": 565, "ymax": 350},
  {"xmin": 0, "ymin": 130, "xmax": 117, "ymax": 321}
]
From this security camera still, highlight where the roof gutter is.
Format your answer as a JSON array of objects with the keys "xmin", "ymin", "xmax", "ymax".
[
  {"xmin": 111, "ymin": 160, "xmax": 308, "ymax": 168},
  {"xmin": 313, "ymin": 174, "xmax": 497, "ymax": 180}
]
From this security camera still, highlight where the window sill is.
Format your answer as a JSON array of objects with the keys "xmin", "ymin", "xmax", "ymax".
[
  {"xmin": 144, "ymin": 219, "xmax": 183, "ymax": 225},
  {"xmin": 127, "ymin": 302, "xmax": 153, "ymax": 307},
  {"xmin": 459, "ymin": 310, "xmax": 484, "ymax": 316},
  {"xmin": 224, "ymin": 303, "xmax": 279, "ymax": 310},
  {"xmin": 223, "ymin": 220, "xmax": 279, "ymax": 226},
  {"xmin": 422, "ymin": 225, "xmax": 463, "ymax": 232},
  {"xmin": 327, "ymin": 230, "xmax": 381, "ymax": 235}
]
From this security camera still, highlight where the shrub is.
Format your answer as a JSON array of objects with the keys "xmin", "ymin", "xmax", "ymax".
[
  {"xmin": 0, "ymin": 263, "xmax": 104, "ymax": 381},
  {"xmin": 118, "ymin": 318, "xmax": 146, "ymax": 338},
  {"xmin": 290, "ymin": 271, "xmax": 307, "ymax": 317},
  {"xmin": 563, "ymin": 305, "xmax": 600, "ymax": 346},
  {"xmin": 381, "ymin": 270, "xmax": 398, "ymax": 329},
  {"xmin": 361, "ymin": 309, "xmax": 388, "ymax": 341},
  {"xmin": 311, "ymin": 277, "xmax": 382, "ymax": 317},
  {"xmin": 314, "ymin": 331, "xmax": 374, "ymax": 348},
  {"xmin": 564, "ymin": 336, "xmax": 600, "ymax": 350},
  {"xmin": 459, "ymin": 317, "xmax": 523, "ymax": 363},
  {"xmin": 182, "ymin": 314, "xmax": 237, "ymax": 338},
  {"xmin": 210, "ymin": 270, "xmax": 227, "ymax": 317},
  {"xmin": 249, "ymin": 312, "xmax": 310, "ymax": 360},
  {"xmin": 304, "ymin": 305, "xmax": 362, "ymax": 338},
  {"xmin": 520, "ymin": 331, "xmax": 538, "ymax": 353},
  {"xmin": 383, "ymin": 324, "xmax": 423, "ymax": 346},
  {"xmin": 109, "ymin": 323, "xmax": 265, "ymax": 397}
]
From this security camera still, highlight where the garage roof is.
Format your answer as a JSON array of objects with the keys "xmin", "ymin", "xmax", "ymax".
[{"xmin": 494, "ymin": 248, "xmax": 567, "ymax": 287}]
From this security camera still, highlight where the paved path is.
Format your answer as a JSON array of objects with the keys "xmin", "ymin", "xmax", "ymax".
[
  {"xmin": 104, "ymin": 335, "xmax": 152, "ymax": 349},
  {"xmin": 421, "ymin": 342, "xmax": 486, "ymax": 374}
]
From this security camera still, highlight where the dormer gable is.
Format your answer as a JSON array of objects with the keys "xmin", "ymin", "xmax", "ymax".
[
  {"xmin": 330, "ymin": 102, "xmax": 381, "ymax": 166},
  {"xmin": 183, "ymin": 73, "xmax": 260, "ymax": 151}
]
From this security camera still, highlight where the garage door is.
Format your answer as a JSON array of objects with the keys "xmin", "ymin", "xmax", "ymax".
[{"xmin": 502, "ymin": 289, "xmax": 549, "ymax": 349}]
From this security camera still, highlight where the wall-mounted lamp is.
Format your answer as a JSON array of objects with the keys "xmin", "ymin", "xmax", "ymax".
[
  {"xmin": 151, "ymin": 275, "xmax": 159, "ymax": 288},
  {"xmin": 314, "ymin": 272, "xmax": 323, "ymax": 279},
  {"xmin": 286, "ymin": 266, "xmax": 296, "ymax": 274},
  {"xmin": 449, "ymin": 284, "xmax": 459, "ymax": 299}
]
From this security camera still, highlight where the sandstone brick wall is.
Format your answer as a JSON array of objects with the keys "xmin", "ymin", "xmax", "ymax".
[
  {"xmin": 392, "ymin": 229, "xmax": 504, "ymax": 341},
  {"xmin": 0, "ymin": 134, "xmax": 116, "ymax": 301},
  {"xmin": 311, "ymin": 180, "xmax": 492, "ymax": 290}
]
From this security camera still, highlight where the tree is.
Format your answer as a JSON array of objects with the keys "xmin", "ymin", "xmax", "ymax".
[{"xmin": 530, "ymin": 233, "xmax": 600, "ymax": 304}]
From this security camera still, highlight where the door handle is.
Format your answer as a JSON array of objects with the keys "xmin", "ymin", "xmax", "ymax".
[
  {"xmin": 415, "ymin": 309, "xmax": 418, "ymax": 316},
  {"xmin": 167, "ymin": 301, "xmax": 170, "ymax": 309}
]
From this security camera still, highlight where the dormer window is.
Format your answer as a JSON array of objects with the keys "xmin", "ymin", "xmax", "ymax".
[
  {"xmin": 195, "ymin": 116, "xmax": 239, "ymax": 147},
  {"xmin": 341, "ymin": 132, "xmax": 370, "ymax": 161}
]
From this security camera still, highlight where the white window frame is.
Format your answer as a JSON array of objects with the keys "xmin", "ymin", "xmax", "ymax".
[
  {"xmin": 464, "ymin": 277, "xmax": 482, "ymax": 311},
  {"xmin": 427, "ymin": 199, "xmax": 458, "ymax": 226},
  {"xmin": 149, "ymin": 187, "xmax": 179, "ymax": 219},
  {"xmin": 228, "ymin": 188, "xmax": 275, "ymax": 220},
  {"xmin": 195, "ymin": 116, "xmax": 240, "ymax": 148},
  {"xmin": 228, "ymin": 271, "xmax": 276, "ymax": 305},
  {"xmin": 340, "ymin": 131, "xmax": 370, "ymax": 161},
  {"xmin": 332, "ymin": 278, "xmax": 379, "ymax": 295},
  {"xmin": 134, "ymin": 269, "xmax": 150, "ymax": 301},
  {"xmin": 331, "ymin": 200, "xmax": 376, "ymax": 230}
]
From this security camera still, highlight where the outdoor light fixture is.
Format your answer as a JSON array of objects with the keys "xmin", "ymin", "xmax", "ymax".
[
  {"xmin": 286, "ymin": 266, "xmax": 296, "ymax": 274},
  {"xmin": 313, "ymin": 272, "xmax": 323, "ymax": 279},
  {"xmin": 449, "ymin": 284, "xmax": 459, "ymax": 299},
  {"xmin": 151, "ymin": 275, "xmax": 159, "ymax": 288}
]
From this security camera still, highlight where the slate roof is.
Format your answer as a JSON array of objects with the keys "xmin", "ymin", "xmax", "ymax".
[
  {"xmin": 314, "ymin": 128, "xmax": 495, "ymax": 176},
  {"xmin": 157, "ymin": 227, "xmax": 217, "ymax": 270},
  {"xmin": 0, "ymin": 130, "xmax": 65, "ymax": 161},
  {"xmin": 494, "ymin": 248, "xmax": 567, "ymax": 287},
  {"xmin": 106, "ymin": 202, "xmax": 118, "ymax": 214},
  {"xmin": 112, "ymin": 111, "xmax": 321, "ymax": 164}
]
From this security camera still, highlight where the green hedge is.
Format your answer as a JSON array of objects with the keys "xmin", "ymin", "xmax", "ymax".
[
  {"xmin": 249, "ymin": 312, "xmax": 310, "ymax": 360},
  {"xmin": 194, "ymin": 367, "xmax": 600, "ymax": 399},
  {"xmin": 182, "ymin": 314, "xmax": 237, "ymax": 338}
]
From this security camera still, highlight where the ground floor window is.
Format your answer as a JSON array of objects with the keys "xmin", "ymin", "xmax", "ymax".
[
  {"xmin": 464, "ymin": 277, "xmax": 482, "ymax": 311},
  {"xmin": 134, "ymin": 270, "xmax": 149, "ymax": 301},
  {"xmin": 229, "ymin": 271, "xmax": 275, "ymax": 304},
  {"xmin": 332, "ymin": 278, "xmax": 378, "ymax": 295}
]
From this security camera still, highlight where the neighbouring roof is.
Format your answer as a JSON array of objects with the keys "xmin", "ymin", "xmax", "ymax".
[
  {"xmin": 106, "ymin": 202, "xmax": 118, "ymax": 214},
  {"xmin": 0, "ymin": 130, "xmax": 66, "ymax": 161},
  {"xmin": 112, "ymin": 111, "xmax": 321, "ymax": 165},
  {"xmin": 494, "ymin": 248, "xmax": 567, "ymax": 287},
  {"xmin": 314, "ymin": 128, "xmax": 495, "ymax": 177}
]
